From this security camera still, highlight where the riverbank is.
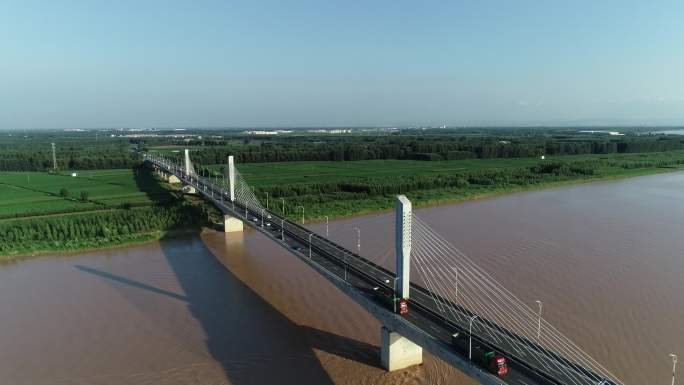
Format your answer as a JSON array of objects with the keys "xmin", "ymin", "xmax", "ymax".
[
  {"xmin": 0, "ymin": 230, "xmax": 163, "ymax": 264},
  {"xmin": 302, "ymin": 166, "xmax": 680, "ymax": 222},
  {"xmin": 0, "ymin": 202, "xmax": 208, "ymax": 263},
  {"xmin": 0, "ymin": 227, "xmax": 217, "ymax": 264},
  {"xmin": 257, "ymin": 155, "xmax": 684, "ymax": 222},
  {"xmin": 3, "ymin": 153, "xmax": 684, "ymax": 262}
]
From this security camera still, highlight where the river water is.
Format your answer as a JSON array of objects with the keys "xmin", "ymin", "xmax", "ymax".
[{"xmin": 1, "ymin": 172, "xmax": 683, "ymax": 385}]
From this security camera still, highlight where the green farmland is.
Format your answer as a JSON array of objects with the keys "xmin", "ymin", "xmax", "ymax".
[
  {"xmin": 209, "ymin": 152, "xmax": 683, "ymax": 187},
  {"xmin": 0, "ymin": 167, "xmax": 206, "ymax": 260},
  {"xmin": 0, "ymin": 169, "xmax": 171, "ymax": 219},
  {"xmin": 4, "ymin": 150, "xmax": 684, "ymax": 259},
  {"xmin": 206, "ymin": 151, "xmax": 684, "ymax": 221}
]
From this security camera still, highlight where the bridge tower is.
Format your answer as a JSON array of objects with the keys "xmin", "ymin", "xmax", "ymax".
[
  {"xmin": 223, "ymin": 155, "xmax": 243, "ymax": 233},
  {"xmin": 180, "ymin": 149, "xmax": 197, "ymax": 194},
  {"xmin": 184, "ymin": 149, "xmax": 194, "ymax": 176},
  {"xmin": 380, "ymin": 195, "xmax": 422, "ymax": 371},
  {"xmin": 395, "ymin": 195, "xmax": 412, "ymax": 300},
  {"xmin": 227, "ymin": 155, "xmax": 235, "ymax": 201}
]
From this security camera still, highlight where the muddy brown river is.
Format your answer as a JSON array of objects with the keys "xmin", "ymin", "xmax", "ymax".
[{"xmin": 1, "ymin": 172, "xmax": 683, "ymax": 385}]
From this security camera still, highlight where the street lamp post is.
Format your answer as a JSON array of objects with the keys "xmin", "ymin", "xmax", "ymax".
[
  {"xmin": 281, "ymin": 218, "xmax": 285, "ymax": 240},
  {"xmin": 297, "ymin": 206, "xmax": 305, "ymax": 224},
  {"xmin": 392, "ymin": 277, "xmax": 399, "ymax": 313},
  {"xmin": 535, "ymin": 300, "xmax": 543, "ymax": 340},
  {"xmin": 261, "ymin": 208, "xmax": 265, "ymax": 227},
  {"xmin": 670, "ymin": 354, "xmax": 678, "ymax": 385},
  {"xmin": 469, "ymin": 315, "xmax": 480, "ymax": 361},
  {"xmin": 453, "ymin": 266, "xmax": 459, "ymax": 301},
  {"xmin": 324, "ymin": 215, "xmax": 329, "ymax": 237},
  {"xmin": 344, "ymin": 253, "xmax": 348, "ymax": 281},
  {"xmin": 353, "ymin": 227, "xmax": 360, "ymax": 251},
  {"xmin": 265, "ymin": 192, "xmax": 269, "ymax": 210},
  {"xmin": 308, "ymin": 233, "xmax": 313, "ymax": 258}
]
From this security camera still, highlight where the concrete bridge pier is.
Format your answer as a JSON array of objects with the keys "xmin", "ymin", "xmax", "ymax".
[
  {"xmin": 223, "ymin": 214, "xmax": 244, "ymax": 233},
  {"xmin": 181, "ymin": 185, "xmax": 197, "ymax": 194},
  {"xmin": 168, "ymin": 174, "xmax": 180, "ymax": 184},
  {"xmin": 381, "ymin": 326, "xmax": 423, "ymax": 371},
  {"xmin": 223, "ymin": 155, "xmax": 243, "ymax": 233}
]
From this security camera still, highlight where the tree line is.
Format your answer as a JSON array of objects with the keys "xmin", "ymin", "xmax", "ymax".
[
  {"xmin": 155, "ymin": 134, "xmax": 684, "ymax": 166},
  {"xmin": 0, "ymin": 203, "xmax": 206, "ymax": 255},
  {"xmin": 4, "ymin": 130, "xmax": 684, "ymax": 171}
]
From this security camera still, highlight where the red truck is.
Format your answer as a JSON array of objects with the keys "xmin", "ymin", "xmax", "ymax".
[
  {"xmin": 452, "ymin": 332, "xmax": 508, "ymax": 376},
  {"xmin": 372, "ymin": 286, "xmax": 409, "ymax": 314}
]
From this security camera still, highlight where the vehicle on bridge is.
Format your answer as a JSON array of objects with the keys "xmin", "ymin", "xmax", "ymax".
[
  {"xmin": 452, "ymin": 332, "xmax": 509, "ymax": 376},
  {"xmin": 372, "ymin": 286, "xmax": 409, "ymax": 314}
]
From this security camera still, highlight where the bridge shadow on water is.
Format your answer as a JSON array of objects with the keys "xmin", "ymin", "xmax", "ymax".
[{"xmin": 73, "ymin": 166, "xmax": 380, "ymax": 384}]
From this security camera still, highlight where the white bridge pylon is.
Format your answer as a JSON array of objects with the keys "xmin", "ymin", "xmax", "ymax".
[
  {"xmin": 395, "ymin": 195, "xmax": 412, "ymax": 300},
  {"xmin": 183, "ymin": 148, "xmax": 196, "ymax": 176},
  {"xmin": 227, "ymin": 155, "xmax": 235, "ymax": 202}
]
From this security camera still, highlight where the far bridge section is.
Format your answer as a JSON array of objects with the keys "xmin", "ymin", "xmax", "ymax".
[{"xmin": 144, "ymin": 151, "xmax": 626, "ymax": 385}]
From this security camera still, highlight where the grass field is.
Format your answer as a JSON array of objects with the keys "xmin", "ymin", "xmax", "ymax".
[
  {"xmin": 207, "ymin": 151, "xmax": 684, "ymax": 220},
  {"xmin": 0, "ymin": 169, "xmax": 170, "ymax": 218},
  {"xmin": 209, "ymin": 158, "xmax": 537, "ymax": 186},
  {"xmin": 3, "ymin": 151, "xmax": 684, "ymax": 259},
  {"xmin": 211, "ymin": 152, "xmax": 684, "ymax": 187}
]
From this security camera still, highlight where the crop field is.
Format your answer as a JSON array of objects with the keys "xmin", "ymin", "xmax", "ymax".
[
  {"xmin": 202, "ymin": 151, "xmax": 684, "ymax": 221},
  {"xmin": 209, "ymin": 158, "xmax": 539, "ymax": 186},
  {"xmin": 209, "ymin": 152, "xmax": 684, "ymax": 188},
  {"xmin": 0, "ymin": 169, "xmax": 170, "ymax": 218},
  {"xmin": 0, "ymin": 183, "xmax": 95, "ymax": 216}
]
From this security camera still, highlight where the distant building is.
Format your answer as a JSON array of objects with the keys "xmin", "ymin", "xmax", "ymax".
[
  {"xmin": 578, "ymin": 130, "xmax": 625, "ymax": 136},
  {"xmin": 245, "ymin": 130, "xmax": 279, "ymax": 135},
  {"xmin": 307, "ymin": 129, "xmax": 352, "ymax": 134},
  {"xmin": 244, "ymin": 130, "xmax": 293, "ymax": 135}
]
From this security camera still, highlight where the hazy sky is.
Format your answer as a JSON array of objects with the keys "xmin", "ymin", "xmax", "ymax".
[{"xmin": 1, "ymin": 0, "xmax": 683, "ymax": 129}]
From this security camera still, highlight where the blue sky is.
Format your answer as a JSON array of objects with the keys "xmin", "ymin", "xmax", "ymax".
[{"xmin": 1, "ymin": 0, "xmax": 683, "ymax": 128}]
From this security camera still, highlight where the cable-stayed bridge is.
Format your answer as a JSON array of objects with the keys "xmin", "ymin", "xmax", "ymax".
[{"xmin": 144, "ymin": 151, "xmax": 623, "ymax": 385}]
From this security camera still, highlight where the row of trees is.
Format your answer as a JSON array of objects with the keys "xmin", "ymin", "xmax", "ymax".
[
  {"xmin": 0, "ymin": 151, "xmax": 137, "ymax": 171},
  {"xmin": 58, "ymin": 188, "xmax": 89, "ymax": 201},
  {"xmin": 0, "ymin": 134, "xmax": 138, "ymax": 171},
  {"xmin": 4, "ymin": 130, "xmax": 684, "ymax": 171},
  {"xmin": 155, "ymin": 134, "xmax": 684, "ymax": 166},
  {"xmin": 0, "ymin": 204, "xmax": 206, "ymax": 254}
]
